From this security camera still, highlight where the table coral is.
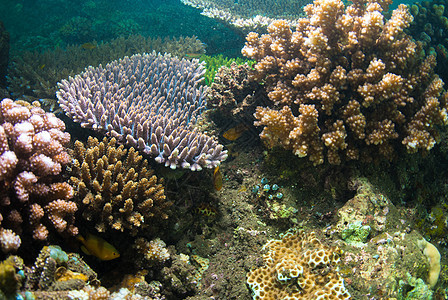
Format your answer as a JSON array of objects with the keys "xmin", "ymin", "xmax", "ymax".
[
  {"xmin": 243, "ymin": 0, "xmax": 448, "ymax": 165},
  {"xmin": 57, "ymin": 52, "xmax": 227, "ymax": 171},
  {"xmin": 181, "ymin": 0, "xmax": 309, "ymax": 32},
  {"xmin": 70, "ymin": 137, "xmax": 170, "ymax": 235},
  {"xmin": 0, "ymin": 98, "xmax": 76, "ymax": 253},
  {"xmin": 247, "ymin": 231, "xmax": 350, "ymax": 299}
]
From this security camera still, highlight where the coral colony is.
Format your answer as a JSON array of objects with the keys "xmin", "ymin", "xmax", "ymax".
[
  {"xmin": 57, "ymin": 52, "xmax": 228, "ymax": 171},
  {"xmin": 0, "ymin": 99, "xmax": 76, "ymax": 252},
  {"xmin": 243, "ymin": 0, "xmax": 448, "ymax": 165}
]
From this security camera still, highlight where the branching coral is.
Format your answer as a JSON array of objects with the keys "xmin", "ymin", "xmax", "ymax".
[
  {"xmin": 70, "ymin": 137, "xmax": 170, "ymax": 235},
  {"xmin": 57, "ymin": 52, "xmax": 227, "ymax": 170},
  {"xmin": 0, "ymin": 98, "xmax": 76, "ymax": 252},
  {"xmin": 243, "ymin": 0, "xmax": 448, "ymax": 165}
]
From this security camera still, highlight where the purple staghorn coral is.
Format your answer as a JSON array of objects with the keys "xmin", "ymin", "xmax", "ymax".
[{"xmin": 57, "ymin": 52, "xmax": 227, "ymax": 171}]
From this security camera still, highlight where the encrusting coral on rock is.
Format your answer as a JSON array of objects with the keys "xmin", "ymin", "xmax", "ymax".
[
  {"xmin": 243, "ymin": 0, "xmax": 448, "ymax": 165},
  {"xmin": 247, "ymin": 231, "xmax": 350, "ymax": 299},
  {"xmin": 134, "ymin": 237, "xmax": 170, "ymax": 264},
  {"xmin": 0, "ymin": 98, "xmax": 76, "ymax": 253},
  {"xmin": 70, "ymin": 137, "xmax": 170, "ymax": 235},
  {"xmin": 57, "ymin": 52, "xmax": 227, "ymax": 171}
]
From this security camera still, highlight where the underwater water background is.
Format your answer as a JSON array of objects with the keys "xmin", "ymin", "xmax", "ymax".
[
  {"xmin": 0, "ymin": 0, "xmax": 245, "ymax": 57},
  {"xmin": 1, "ymin": 0, "xmax": 448, "ymax": 299}
]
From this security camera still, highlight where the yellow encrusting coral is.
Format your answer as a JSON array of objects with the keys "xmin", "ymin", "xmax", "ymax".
[
  {"xmin": 247, "ymin": 231, "xmax": 350, "ymax": 299},
  {"xmin": 70, "ymin": 137, "xmax": 170, "ymax": 235},
  {"xmin": 244, "ymin": 0, "xmax": 448, "ymax": 164}
]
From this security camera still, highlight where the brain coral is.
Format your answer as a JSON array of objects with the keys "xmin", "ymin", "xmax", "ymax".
[
  {"xmin": 243, "ymin": 0, "xmax": 448, "ymax": 165},
  {"xmin": 70, "ymin": 137, "xmax": 170, "ymax": 236},
  {"xmin": 247, "ymin": 231, "xmax": 350, "ymax": 299},
  {"xmin": 57, "ymin": 52, "xmax": 227, "ymax": 171}
]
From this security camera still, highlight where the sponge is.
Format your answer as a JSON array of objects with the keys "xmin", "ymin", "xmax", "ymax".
[{"xmin": 418, "ymin": 238, "xmax": 441, "ymax": 288}]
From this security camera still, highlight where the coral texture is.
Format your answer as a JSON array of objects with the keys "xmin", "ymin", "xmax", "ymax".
[
  {"xmin": 0, "ymin": 98, "xmax": 76, "ymax": 252},
  {"xmin": 247, "ymin": 231, "xmax": 350, "ymax": 299},
  {"xmin": 181, "ymin": 0, "xmax": 309, "ymax": 31},
  {"xmin": 70, "ymin": 137, "xmax": 170, "ymax": 235},
  {"xmin": 8, "ymin": 35, "xmax": 206, "ymax": 101},
  {"xmin": 57, "ymin": 52, "xmax": 227, "ymax": 171},
  {"xmin": 243, "ymin": 0, "xmax": 448, "ymax": 165},
  {"xmin": 207, "ymin": 62, "xmax": 267, "ymax": 119},
  {"xmin": 26, "ymin": 245, "xmax": 97, "ymax": 291},
  {"xmin": 134, "ymin": 237, "xmax": 170, "ymax": 263}
]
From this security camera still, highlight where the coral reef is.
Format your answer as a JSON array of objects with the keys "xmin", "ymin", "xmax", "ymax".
[
  {"xmin": 205, "ymin": 62, "xmax": 268, "ymax": 150},
  {"xmin": 7, "ymin": 35, "xmax": 206, "ymax": 101},
  {"xmin": 26, "ymin": 245, "xmax": 97, "ymax": 291},
  {"xmin": 134, "ymin": 237, "xmax": 170, "ymax": 264},
  {"xmin": 207, "ymin": 62, "xmax": 267, "ymax": 120},
  {"xmin": 330, "ymin": 177, "xmax": 404, "ymax": 240},
  {"xmin": 70, "ymin": 137, "xmax": 169, "ymax": 235},
  {"xmin": 243, "ymin": 0, "xmax": 448, "ymax": 165},
  {"xmin": 180, "ymin": 0, "xmax": 309, "ymax": 32},
  {"xmin": 251, "ymin": 178, "xmax": 298, "ymax": 224},
  {"xmin": 57, "ymin": 52, "xmax": 227, "ymax": 171},
  {"xmin": 0, "ymin": 99, "xmax": 76, "ymax": 252},
  {"xmin": 0, "ymin": 256, "xmax": 23, "ymax": 299},
  {"xmin": 159, "ymin": 251, "xmax": 200, "ymax": 298},
  {"xmin": 339, "ymin": 229, "xmax": 435, "ymax": 297},
  {"xmin": 247, "ymin": 230, "xmax": 350, "ymax": 299},
  {"xmin": 322, "ymin": 177, "xmax": 442, "ymax": 296},
  {"xmin": 407, "ymin": 0, "xmax": 448, "ymax": 84}
]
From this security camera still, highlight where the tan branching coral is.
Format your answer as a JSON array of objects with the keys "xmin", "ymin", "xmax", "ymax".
[
  {"xmin": 247, "ymin": 231, "xmax": 350, "ymax": 299},
  {"xmin": 70, "ymin": 137, "xmax": 170, "ymax": 235},
  {"xmin": 243, "ymin": 0, "xmax": 448, "ymax": 164},
  {"xmin": 0, "ymin": 99, "xmax": 76, "ymax": 252}
]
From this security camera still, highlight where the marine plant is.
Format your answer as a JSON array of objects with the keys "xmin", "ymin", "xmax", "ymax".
[{"xmin": 199, "ymin": 54, "xmax": 255, "ymax": 86}]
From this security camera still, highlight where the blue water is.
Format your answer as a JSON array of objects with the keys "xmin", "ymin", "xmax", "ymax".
[{"xmin": 0, "ymin": 0, "xmax": 245, "ymax": 57}]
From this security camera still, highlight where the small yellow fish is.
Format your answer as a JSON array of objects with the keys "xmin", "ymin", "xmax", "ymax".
[
  {"xmin": 213, "ymin": 165, "xmax": 223, "ymax": 191},
  {"xmin": 81, "ymin": 42, "xmax": 97, "ymax": 50},
  {"xmin": 39, "ymin": 64, "xmax": 45, "ymax": 70},
  {"xmin": 222, "ymin": 124, "xmax": 248, "ymax": 141},
  {"xmin": 185, "ymin": 53, "xmax": 202, "ymax": 58},
  {"xmin": 77, "ymin": 233, "xmax": 120, "ymax": 261},
  {"xmin": 237, "ymin": 185, "xmax": 247, "ymax": 193}
]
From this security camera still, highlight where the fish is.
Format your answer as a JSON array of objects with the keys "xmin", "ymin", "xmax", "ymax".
[
  {"xmin": 222, "ymin": 123, "xmax": 248, "ymax": 141},
  {"xmin": 76, "ymin": 233, "xmax": 120, "ymax": 261},
  {"xmin": 213, "ymin": 165, "xmax": 223, "ymax": 191},
  {"xmin": 38, "ymin": 64, "xmax": 45, "ymax": 70},
  {"xmin": 185, "ymin": 53, "xmax": 203, "ymax": 58},
  {"xmin": 81, "ymin": 42, "xmax": 97, "ymax": 50}
]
